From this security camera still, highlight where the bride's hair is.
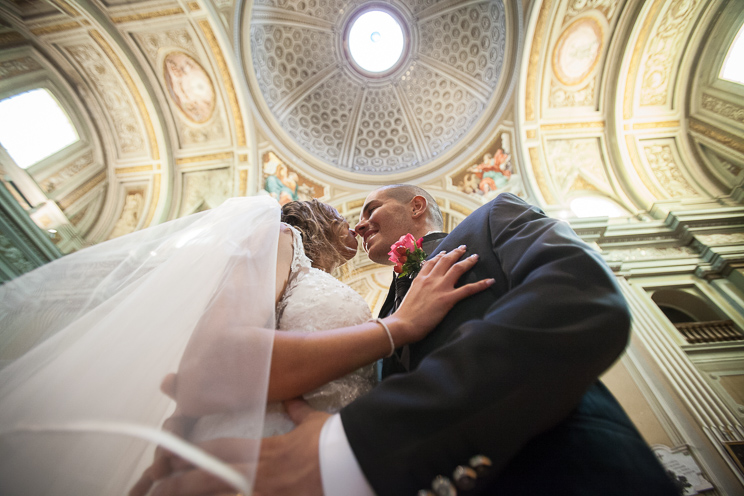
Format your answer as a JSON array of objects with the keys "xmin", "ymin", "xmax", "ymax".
[{"xmin": 281, "ymin": 199, "xmax": 349, "ymax": 272}]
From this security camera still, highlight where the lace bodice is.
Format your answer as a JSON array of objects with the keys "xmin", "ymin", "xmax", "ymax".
[{"xmin": 190, "ymin": 224, "xmax": 375, "ymax": 441}]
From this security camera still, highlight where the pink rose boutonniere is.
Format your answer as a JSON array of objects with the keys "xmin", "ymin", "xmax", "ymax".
[{"xmin": 388, "ymin": 233, "xmax": 427, "ymax": 278}]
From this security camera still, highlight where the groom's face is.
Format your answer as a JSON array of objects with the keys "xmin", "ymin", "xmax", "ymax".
[{"xmin": 355, "ymin": 189, "xmax": 416, "ymax": 265}]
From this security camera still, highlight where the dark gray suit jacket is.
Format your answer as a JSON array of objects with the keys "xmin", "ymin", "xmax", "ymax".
[{"xmin": 340, "ymin": 193, "xmax": 677, "ymax": 495}]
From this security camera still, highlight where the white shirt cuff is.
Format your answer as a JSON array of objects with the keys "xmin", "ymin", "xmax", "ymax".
[{"xmin": 318, "ymin": 413, "xmax": 376, "ymax": 496}]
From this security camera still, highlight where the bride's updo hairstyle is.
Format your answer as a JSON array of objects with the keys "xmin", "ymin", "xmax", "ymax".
[{"xmin": 281, "ymin": 199, "xmax": 349, "ymax": 272}]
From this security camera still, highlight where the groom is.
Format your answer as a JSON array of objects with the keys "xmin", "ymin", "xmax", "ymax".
[{"xmin": 156, "ymin": 185, "xmax": 678, "ymax": 495}]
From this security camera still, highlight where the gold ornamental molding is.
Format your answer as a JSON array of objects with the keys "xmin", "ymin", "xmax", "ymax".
[
  {"xmin": 689, "ymin": 117, "xmax": 744, "ymax": 156},
  {"xmin": 525, "ymin": 0, "xmax": 553, "ymax": 122},
  {"xmin": 30, "ymin": 21, "xmax": 90, "ymax": 36},
  {"xmin": 90, "ymin": 30, "xmax": 160, "ymax": 161},
  {"xmin": 175, "ymin": 152, "xmax": 234, "ymax": 165},
  {"xmin": 623, "ymin": 0, "xmax": 664, "ymax": 120},
  {"xmin": 528, "ymin": 146, "xmax": 556, "ymax": 204},
  {"xmin": 198, "ymin": 20, "xmax": 246, "ymax": 148},
  {"xmin": 144, "ymin": 174, "xmax": 161, "ymax": 227},
  {"xmin": 57, "ymin": 170, "xmax": 107, "ymax": 210},
  {"xmin": 0, "ymin": 32, "xmax": 26, "ymax": 47},
  {"xmin": 188, "ymin": 2, "xmax": 201, "ymax": 11},
  {"xmin": 632, "ymin": 120, "xmax": 680, "ymax": 130},
  {"xmin": 115, "ymin": 165, "xmax": 154, "ymax": 175},
  {"xmin": 239, "ymin": 169, "xmax": 248, "ymax": 196},
  {"xmin": 540, "ymin": 121, "xmax": 605, "ymax": 131},
  {"xmin": 111, "ymin": 8, "xmax": 184, "ymax": 24},
  {"xmin": 525, "ymin": 129, "xmax": 537, "ymax": 139}
]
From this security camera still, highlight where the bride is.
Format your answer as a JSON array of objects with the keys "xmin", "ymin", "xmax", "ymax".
[{"xmin": 0, "ymin": 195, "xmax": 487, "ymax": 496}]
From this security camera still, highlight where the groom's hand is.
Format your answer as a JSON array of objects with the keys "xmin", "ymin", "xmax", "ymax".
[
  {"xmin": 254, "ymin": 398, "xmax": 329, "ymax": 496},
  {"xmin": 142, "ymin": 399, "xmax": 329, "ymax": 496}
]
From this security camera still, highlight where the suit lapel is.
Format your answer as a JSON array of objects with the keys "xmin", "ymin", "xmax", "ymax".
[{"xmin": 379, "ymin": 232, "xmax": 448, "ymax": 378}]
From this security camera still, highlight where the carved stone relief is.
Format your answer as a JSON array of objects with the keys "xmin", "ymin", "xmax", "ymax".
[
  {"xmin": 108, "ymin": 189, "xmax": 145, "ymax": 239},
  {"xmin": 0, "ymin": 56, "xmax": 42, "ymax": 79},
  {"xmin": 640, "ymin": 0, "xmax": 704, "ymax": 107},
  {"xmin": 643, "ymin": 142, "xmax": 698, "ymax": 198},
  {"xmin": 545, "ymin": 138, "xmax": 611, "ymax": 196},
  {"xmin": 179, "ymin": 168, "xmax": 232, "ymax": 216},
  {"xmin": 38, "ymin": 152, "xmax": 95, "ymax": 193},
  {"xmin": 701, "ymin": 93, "xmax": 744, "ymax": 127},
  {"xmin": 564, "ymin": 0, "xmax": 619, "ymax": 22},
  {"xmin": 549, "ymin": 78, "xmax": 595, "ymax": 107},
  {"xmin": 603, "ymin": 245, "xmax": 697, "ymax": 262},
  {"xmin": 695, "ymin": 233, "xmax": 744, "ymax": 246},
  {"xmin": 65, "ymin": 43, "xmax": 145, "ymax": 156},
  {"xmin": 0, "ymin": 233, "xmax": 35, "ymax": 274}
]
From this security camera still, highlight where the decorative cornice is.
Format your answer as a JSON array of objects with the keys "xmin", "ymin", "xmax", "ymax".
[
  {"xmin": 540, "ymin": 121, "xmax": 604, "ymax": 131},
  {"xmin": 114, "ymin": 165, "xmax": 154, "ymax": 175},
  {"xmin": 110, "ymin": 8, "xmax": 185, "ymax": 24},
  {"xmin": 689, "ymin": 117, "xmax": 744, "ymax": 156},
  {"xmin": 58, "ymin": 170, "xmax": 106, "ymax": 210},
  {"xmin": 701, "ymin": 93, "xmax": 744, "ymax": 127},
  {"xmin": 175, "ymin": 152, "xmax": 234, "ymax": 165},
  {"xmin": 633, "ymin": 120, "xmax": 680, "ymax": 130}
]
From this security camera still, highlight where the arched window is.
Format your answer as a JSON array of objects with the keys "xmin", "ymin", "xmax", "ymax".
[
  {"xmin": 0, "ymin": 88, "xmax": 79, "ymax": 169},
  {"xmin": 720, "ymin": 21, "xmax": 744, "ymax": 85}
]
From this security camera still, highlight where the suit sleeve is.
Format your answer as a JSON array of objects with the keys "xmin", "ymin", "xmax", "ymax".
[{"xmin": 339, "ymin": 193, "xmax": 631, "ymax": 495}]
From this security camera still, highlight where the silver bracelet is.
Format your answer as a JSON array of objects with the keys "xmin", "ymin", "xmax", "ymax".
[{"xmin": 370, "ymin": 318, "xmax": 395, "ymax": 357}]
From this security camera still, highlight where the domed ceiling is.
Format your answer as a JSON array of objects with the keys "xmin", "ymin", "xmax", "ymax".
[{"xmin": 242, "ymin": 0, "xmax": 520, "ymax": 177}]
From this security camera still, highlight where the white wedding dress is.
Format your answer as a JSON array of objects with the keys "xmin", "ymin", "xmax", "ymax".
[
  {"xmin": 0, "ymin": 196, "xmax": 373, "ymax": 495},
  {"xmin": 190, "ymin": 224, "xmax": 376, "ymax": 442}
]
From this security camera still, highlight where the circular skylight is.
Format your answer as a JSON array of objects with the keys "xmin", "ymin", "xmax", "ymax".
[{"xmin": 348, "ymin": 10, "xmax": 405, "ymax": 73}]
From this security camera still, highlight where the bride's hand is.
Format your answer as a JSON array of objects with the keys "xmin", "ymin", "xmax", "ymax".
[{"xmin": 386, "ymin": 245, "xmax": 493, "ymax": 345}]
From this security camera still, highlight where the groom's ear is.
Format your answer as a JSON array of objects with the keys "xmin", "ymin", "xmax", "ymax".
[{"xmin": 410, "ymin": 195, "xmax": 428, "ymax": 220}]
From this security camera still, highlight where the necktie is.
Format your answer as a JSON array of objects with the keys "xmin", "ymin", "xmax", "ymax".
[{"xmin": 393, "ymin": 275, "xmax": 413, "ymax": 312}]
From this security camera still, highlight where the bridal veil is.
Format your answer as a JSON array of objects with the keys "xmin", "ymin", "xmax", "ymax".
[{"xmin": 0, "ymin": 195, "xmax": 279, "ymax": 495}]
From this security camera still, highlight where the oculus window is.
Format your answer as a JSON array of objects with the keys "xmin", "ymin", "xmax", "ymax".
[
  {"xmin": 347, "ymin": 10, "xmax": 405, "ymax": 74},
  {"xmin": 720, "ymin": 22, "xmax": 744, "ymax": 85},
  {"xmin": 0, "ymin": 88, "xmax": 79, "ymax": 169}
]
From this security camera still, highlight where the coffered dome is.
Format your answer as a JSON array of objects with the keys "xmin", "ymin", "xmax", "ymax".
[{"xmin": 242, "ymin": 0, "xmax": 520, "ymax": 179}]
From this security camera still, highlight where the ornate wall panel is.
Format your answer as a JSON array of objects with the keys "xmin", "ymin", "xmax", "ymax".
[
  {"xmin": 63, "ymin": 40, "xmax": 147, "ymax": 158},
  {"xmin": 133, "ymin": 27, "xmax": 230, "ymax": 148},
  {"xmin": 179, "ymin": 167, "xmax": 233, "ymax": 216}
]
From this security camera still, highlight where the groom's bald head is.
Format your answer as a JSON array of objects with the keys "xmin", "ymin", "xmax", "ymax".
[
  {"xmin": 355, "ymin": 184, "xmax": 444, "ymax": 264},
  {"xmin": 376, "ymin": 185, "xmax": 444, "ymax": 231}
]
